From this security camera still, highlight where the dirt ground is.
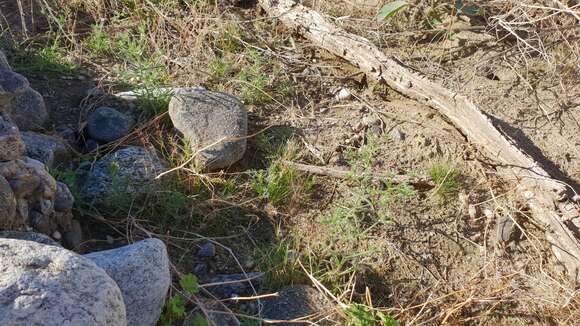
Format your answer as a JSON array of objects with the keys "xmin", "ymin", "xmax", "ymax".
[{"xmin": 2, "ymin": 0, "xmax": 579, "ymax": 325}]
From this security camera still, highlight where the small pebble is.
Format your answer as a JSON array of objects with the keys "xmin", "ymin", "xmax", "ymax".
[
  {"xmin": 52, "ymin": 231, "xmax": 62, "ymax": 240},
  {"xmin": 389, "ymin": 128, "xmax": 406, "ymax": 141},
  {"xmin": 197, "ymin": 242, "xmax": 216, "ymax": 258},
  {"xmin": 85, "ymin": 139, "xmax": 99, "ymax": 152},
  {"xmin": 468, "ymin": 205, "xmax": 479, "ymax": 219},
  {"xmin": 193, "ymin": 263, "xmax": 209, "ymax": 278}
]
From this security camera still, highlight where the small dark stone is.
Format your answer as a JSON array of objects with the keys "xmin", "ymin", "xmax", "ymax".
[
  {"xmin": 85, "ymin": 138, "xmax": 99, "ymax": 152},
  {"xmin": 86, "ymin": 106, "xmax": 132, "ymax": 143},
  {"xmin": 389, "ymin": 128, "xmax": 406, "ymax": 141},
  {"xmin": 192, "ymin": 262, "xmax": 209, "ymax": 279},
  {"xmin": 262, "ymin": 285, "xmax": 333, "ymax": 326},
  {"xmin": 207, "ymin": 272, "xmax": 264, "ymax": 299},
  {"xmin": 197, "ymin": 242, "xmax": 216, "ymax": 257},
  {"xmin": 54, "ymin": 182, "xmax": 74, "ymax": 212},
  {"xmin": 497, "ymin": 216, "xmax": 515, "ymax": 242}
]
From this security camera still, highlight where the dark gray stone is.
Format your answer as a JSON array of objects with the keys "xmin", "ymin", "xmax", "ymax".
[
  {"xmin": 22, "ymin": 132, "xmax": 71, "ymax": 169},
  {"xmin": 85, "ymin": 238, "xmax": 171, "ymax": 326},
  {"xmin": 85, "ymin": 138, "xmax": 99, "ymax": 152},
  {"xmin": 54, "ymin": 181, "xmax": 74, "ymax": 212},
  {"xmin": 0, "ymin": 238, "xmax": 127, "ymax": 326},
  {"xmin": 0, "ymin": 69, "xmax": 28, "ymax": 108},
  {"xmin": 0, "ymin": 230, "xmax": 60, "ymax": 246},
  {"xmin": 197, "ymin": 242, "xmax": 216, "ymax": 257},
  {"xmin": 389, "ymin": 128, "xmax": 406, "ymax": 141},
  {"xmin": 262, "ymin": 285, "xmax": 332, "ymax": 326},
  {"xmin": 84, "ymin": 146, "xmax": 168, "ymax": 201},
  {"xmin": 192, "ymin": 262, "xmax": 208, "ymax": 278},
  {"xmin": 207, "ymin": 272, "xmax": 264, "ymax": 299},
  {"xmin": 168, "ymin": 89, "xmax": 247, "ymax": 170},
  {"xmin": 497, "ymin": 216, "xmax": 515, "ymax": 242},
  {"xmin": 10, "ymin": 88, "xmax": 48, "ymax": 131},
  {"xmin": 86, "ymin": 106, "xmax": 132, "ymax": 143}
]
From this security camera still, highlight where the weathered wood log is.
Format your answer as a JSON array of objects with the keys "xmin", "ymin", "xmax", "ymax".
[
  {"xmin": 282, "ymin": 160, "xmax": 434, "ymax": 189},
  {"xmin": 259, "ymin": 0, "xmax": 580, "ymax": 283}
]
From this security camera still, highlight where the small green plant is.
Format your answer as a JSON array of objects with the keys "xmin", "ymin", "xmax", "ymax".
[
  {"xmin": 216, "ymin": 23, "xmax": 245, "ymax": 53},
  {"xmin": 160, "ymin": 273, "xmax": 203, "ymax": 325},
  {"xmin": 345, "ymin": 304, "xmax": 399, "ymax": 326},
  {"xmin": 256, "ymin": 237, "xmax": 307, "ymax": 289},
  {"xmin": 428, "ymin": 162, "xmax": 461, "ymax": 199},
  {"xmin": 252, "ymin": 139, "xmax": 312, "ymax": 206},
  {"xmin": 84, "ymin": 23, "xmax": 111, "ymax": 57},
  {"xmin": 134, "ymin": 88, "xmax": 174, "ymax": 116},
  {"xmin": 12, "ymin": 45, "xmax": 76, "ymax": 75},
  {"xmin": 179, "ymin": 273, "xmax": 199, "ymax": 294},
  {"xmin": 50, "ymin": 167, "xmax": 83, "ymax": 203},
  {"xmin": 208, "ymin": 57, "xmax": 234, "ymax": 79},
  {"xmin": 377, "ymin": 1, "xmax": 409, "ymax": 21}
]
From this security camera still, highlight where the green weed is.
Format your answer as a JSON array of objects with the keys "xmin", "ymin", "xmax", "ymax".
[
  {"xmin": 251, "ymin": 139, "xmax": 312, "ymax": 206},
  {"xmin": 216, "ymin": 23, "xmax": 245, "ymax": 53},
  {"xmin": 256, "ymin": 237, "xmax": 307, "ymax": 290},
  {"xmin": 134, "ymin": 88, "xmax": 174, "ymax": 116},
  {"xmin": 428, "ymin": 162, "xmax": 461, "ymax": 199},
  {"xmin": 12, "ymin": 45, "xmax": 75, "ymax": 75},
  {"xmin": 84, "ymin": 23, "xmax": 111, "ymax": 57},
  {"xmin": 345, "ymin": 304, "xmax": 399, "ymax": 326}
]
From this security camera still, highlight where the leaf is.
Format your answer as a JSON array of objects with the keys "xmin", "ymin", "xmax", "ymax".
[
  {"xmin": 192, "ymin": 313, "xmax": 210, "ymax": 326},
  {"xmin": 377, "ymin": 1, "xmax": 408, "ymax": 21},
  {"xmin": 167, "ymin": 296, "xmax": 186, "ymax": 318},
  {"xmin": 377, "ymin": 311, "xmax": 400, "ymax": 326},
  {"xmin": 179, "ymin": 274, "xmax": 199, "ymax": 295},
  {"xmin": 455, "ymin": 0, "xmax": 482, "ymax": 15}
]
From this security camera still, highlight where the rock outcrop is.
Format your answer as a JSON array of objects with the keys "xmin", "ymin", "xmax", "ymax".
[{"xmin": 0, "ymin": 57, "xmax": 76, "ymax": 244}]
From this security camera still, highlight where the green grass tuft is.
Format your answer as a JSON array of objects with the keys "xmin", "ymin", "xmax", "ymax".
[{"xmin": 428, "ymin": 162, "xmax": 461, "ymax": 199}]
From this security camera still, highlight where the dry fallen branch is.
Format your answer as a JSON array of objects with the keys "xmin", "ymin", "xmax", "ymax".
[
  {"xmin": 281, "ymin": 160, "xmax": 434, "ymax": 189},
  {"xmin": 258, "ymin": 0, "xmax": 580, "ymax": 283}
]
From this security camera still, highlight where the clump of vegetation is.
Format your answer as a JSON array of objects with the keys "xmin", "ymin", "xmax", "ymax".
[
  {"xmin": 12, "ymin": 44, "xmax": 76, "ymax": 75},
  {"xmin": 252, "ymin": 139, "xmax": 313, "ymax": 206},
  {"xmin": 256, "ymin": 236, "xmax": 307, "ymax": 290},
  {"xmin": 428, "ymin": 162, "xmax": 461, "ymax": 199},
  {"xmin": 344, "ymin": 303, "xmax": 399, "ymax": 326}
]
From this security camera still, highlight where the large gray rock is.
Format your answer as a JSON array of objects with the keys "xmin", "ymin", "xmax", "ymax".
[
  {"xmin": 169, "ymin": 89, "xmax": 247, "ymax": 170},
  {"xmin": 85, "ymin": 238, "xmax": 171, "ymax": 326},
  {"xmin": 0, "ymin": 115, "xmax": 25, "ymax": 161},
  {"xmin": 9, "ymin": 88, "xmax": 48, "ymax": 131},
  {"xmin": 22, "ymin": 132, "xmax": 71, "ymax": 169},
  {"xmin": 0, "ymin": 238, "xmax": 127, "ymax": 326},
  {"xmin": 86, "ymin": 106, "xmax": 132, "ymax": 143},
  {"xmin": 84, "ymin": 146, "xmax": 168, "ymax": 201},
  {"xmin": 262, "ymin": 285, "xmax": 332, "ymax": 326}
]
